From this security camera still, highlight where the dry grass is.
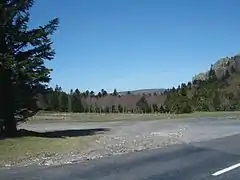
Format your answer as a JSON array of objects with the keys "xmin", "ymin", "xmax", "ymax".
[
  {"xmin": 28, "ymin": 111, "xmax": 240, "ymax": 123},
  {"xmin": 1, "ymin": 111, "xmax": 240, "ymax": 166},
  {"xmin": 0, "ymin": 135, "xmax": 97, "ymax": 165}
]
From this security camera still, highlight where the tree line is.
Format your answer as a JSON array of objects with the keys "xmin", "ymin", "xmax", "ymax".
[
  {"xmin": 37, "ymin": 86, "xmax": 166, "ymax": 113},
  {"xmin": 37, "ymin": 63, "xmax": 240, "ymax": 114}
]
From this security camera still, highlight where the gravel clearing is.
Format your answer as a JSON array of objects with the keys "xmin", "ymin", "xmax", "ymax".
[{"xmin": 3, "ymin": 117, "xmax": 240, "ymax": 168}]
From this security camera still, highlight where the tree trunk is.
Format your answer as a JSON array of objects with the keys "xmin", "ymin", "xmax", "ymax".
[
  {"xmin": 0, "ymin": 68, "xmax": 17, "ymax": 137},
  {"xmin": 4, "ymin": 115, "xmax": 17, "ymax": 137}
]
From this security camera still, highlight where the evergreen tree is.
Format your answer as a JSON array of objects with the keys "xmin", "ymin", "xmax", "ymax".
[
  {"xmin": 192, "ymin": 79, "xmax": 198, "ymax": 85},
  {"xmin": 101, "ymin": 89, "xmax": 107, "ymax": 96},
  {"xmin": 180, "ymin": 85, "xmax": 187, "ymax": 96},
  {"xmin": 113, "ymin": 89, "xmax": 118, "ymax": 96},
  {"xmin": 177, "ymin": 85, "xmax": 181, "ymax": 91},
  {"xmin": 85, "ymin": 90, "xmax": 89, "ymax": 97},
  {"xmin": 72, "ymin": 89, "xmax": 84, "ymax": 112},
  {"xmin": 187, "ymin": 81, "xmax": 192, "ymax": 89},
  {"xmin": 97, "ymin": 91, "xmax": 102, "ymax": 98},
  {"xmin": 181, "ymin": 83, "xmax": 187, "ymax": 89},
  {"xmin": 172, "ymin": 87, "xmax": 176, "ymax": 92},
  {"xmin": 0, "ymin": 0, "xmax": 59, "ymax": 136},
  {"xmin": 136, "ymin": 96, "xmax": 149, "ymax": 113},
  {"xmin": 90, "ymin": 91, "xmax": 95, "ymax": 97}
]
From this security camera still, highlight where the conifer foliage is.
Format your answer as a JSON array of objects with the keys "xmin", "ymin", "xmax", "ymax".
[{"xmin": 0, "ymin": 0, "xmax": 59, "ymax": 136}]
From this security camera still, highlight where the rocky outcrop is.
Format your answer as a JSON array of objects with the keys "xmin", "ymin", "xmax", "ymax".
[{"xmin": 193, "ymin": 54, "xmax": 240, "ymax": 81}]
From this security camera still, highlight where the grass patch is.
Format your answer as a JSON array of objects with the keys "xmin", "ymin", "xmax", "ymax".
[
  {"xmin": 170, "ymin": 111, "xmax": 240, "ymax": 119},
  {"xmin": 0, "ymin": 135, "xmax": 96, "ymax": 165},
  {"xmin": 28, "ymin": 111, "xmax": 240, "ymax": 123}
]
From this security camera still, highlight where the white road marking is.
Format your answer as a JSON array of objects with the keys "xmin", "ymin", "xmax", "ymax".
[{"xmin": 212, "ymin": 163, "xmax": 240, "ymax": 176}]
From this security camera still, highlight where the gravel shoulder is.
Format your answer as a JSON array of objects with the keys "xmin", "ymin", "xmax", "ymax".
[{"xmin": 1, "ymin": 117, "xmax": 240, "ymax": 168}]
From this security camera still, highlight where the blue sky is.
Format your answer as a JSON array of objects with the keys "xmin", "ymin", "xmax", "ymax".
[{"xmin": 30, "ymin": 0, "xmax": 240, "ymax": 93}]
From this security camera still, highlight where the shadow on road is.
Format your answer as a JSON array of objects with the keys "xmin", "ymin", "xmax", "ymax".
[{"xmin": 1, "ymin": 128, "xmax": 110, "ymax": 139}]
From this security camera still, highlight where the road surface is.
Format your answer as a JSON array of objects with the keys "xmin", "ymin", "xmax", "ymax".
[{"xmin": 1, "ymin": 133, "xmax": 240, "ymax": 179}]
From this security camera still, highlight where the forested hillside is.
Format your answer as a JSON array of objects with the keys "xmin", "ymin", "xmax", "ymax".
[
  {"xmin": 37, "ymin": 87, "xmax": 167, "ymax": 113},
  {"xmin": 37, "ymin": 54, "xmax": 240, "ymax": 114},
  {"xmin": 165, "ymin": 54, "xmax": 240, "ymax": 113}
]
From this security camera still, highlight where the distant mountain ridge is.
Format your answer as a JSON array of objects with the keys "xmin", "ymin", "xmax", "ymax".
[{"xmin": 119, "ymin": 88, "xmax": 166, "ymax": 95}]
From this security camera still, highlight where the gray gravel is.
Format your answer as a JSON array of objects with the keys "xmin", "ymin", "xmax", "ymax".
[{"xmin": 11, "ymin": 117, "xmax": 240, "ymax": 167}]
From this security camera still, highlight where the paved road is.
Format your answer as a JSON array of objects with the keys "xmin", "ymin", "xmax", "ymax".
[{"xmin": 2, "ymin": 133, "xmax": 240, "ymax": 180}]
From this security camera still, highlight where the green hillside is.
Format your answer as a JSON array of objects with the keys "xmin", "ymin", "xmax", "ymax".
[{"xmin": 164, "ymin": 54, "xmax": 240, "ymax": 113}]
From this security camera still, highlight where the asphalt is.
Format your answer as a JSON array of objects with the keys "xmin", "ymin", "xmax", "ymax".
[{"xmin": 1, "ymin": 133, "xmax": 240, "ymax": 180}]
